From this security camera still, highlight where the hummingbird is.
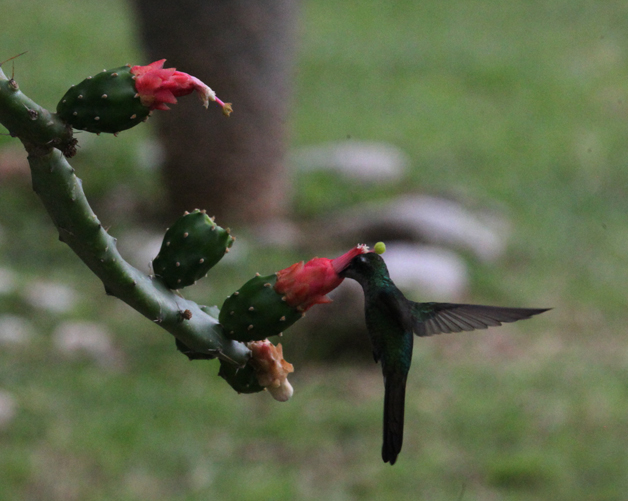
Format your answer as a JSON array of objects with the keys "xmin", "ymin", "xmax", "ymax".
[{"xmin": 340, "ymin": 251, "xmax": 549, "ymax": 465}]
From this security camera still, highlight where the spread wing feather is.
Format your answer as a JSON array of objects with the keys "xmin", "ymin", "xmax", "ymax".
[{"xmin": 411, "ymin": 303, "xmax": 550, "ymax": 337}]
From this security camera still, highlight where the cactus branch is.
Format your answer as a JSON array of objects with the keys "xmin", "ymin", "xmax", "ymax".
[{"xmin": 0, "ymin": 66, "xmax": 250, "ymax": 366}]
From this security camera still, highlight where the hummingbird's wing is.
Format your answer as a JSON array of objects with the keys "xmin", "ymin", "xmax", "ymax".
[{"xmin": 410, "ymin": 303, "xmax": 550, "ymax": 337}]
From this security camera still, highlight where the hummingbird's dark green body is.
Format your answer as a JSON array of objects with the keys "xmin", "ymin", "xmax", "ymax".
[{"xmin": 341, "ymin": 252, "xmax": 549, "ymax": 465}]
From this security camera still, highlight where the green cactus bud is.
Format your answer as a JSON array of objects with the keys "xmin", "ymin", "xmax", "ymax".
[
  {"xmin": 153, "ymin": 209, "xmax": 234, "ymax": 289},
  {"xmin": 56, "ymin": 66, "xmax": 149, "ymax": 134},
  {"xmin": 219, "ymin": 274, "xmax": 302, "ymax": 342}
]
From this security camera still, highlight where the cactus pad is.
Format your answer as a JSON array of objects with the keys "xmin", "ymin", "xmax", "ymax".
[
  {"xmin": 219, "ymin": 274, "xmax": 302, "ymax": 342},
  {"xmin": 153, "ymin": 209, "xmax": 234, "ymax": 289},
  {"xmin": 56, "ymin": 66, "xmax": 149, "ymax": 134},
  {"xmin": 218, "ymin": 360, "xmax": 264, "ymax": 394}
]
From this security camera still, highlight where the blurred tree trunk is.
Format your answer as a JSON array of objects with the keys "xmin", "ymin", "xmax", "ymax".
[{"xmin": 133, "ymin": 0, "xmax": 297, "ymax": 225}]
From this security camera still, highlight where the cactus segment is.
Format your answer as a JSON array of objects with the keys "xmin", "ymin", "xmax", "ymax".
[
  {"xmin": 153, "ymin": 209, "xmax": 234, "ymax": 289},
  {"xmin": 218, "ymin": 359, "xmax": 264, "ymax": 394},
  {"xmin": 219, "ymin": 274, "xmax": 302, "ymax": 342},
  {"xmin": 56, "ymin": 66, "xmax": 149, "ymax": 134}
]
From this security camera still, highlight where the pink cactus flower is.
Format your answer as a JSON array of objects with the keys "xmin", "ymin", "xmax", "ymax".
[
  {"xmin": 130, "ymin": 59, "xmax": 232, "ymax": 116},
  {"xmin": 274, "ymin": 244, "xmax": 370, "ymax": 312}
]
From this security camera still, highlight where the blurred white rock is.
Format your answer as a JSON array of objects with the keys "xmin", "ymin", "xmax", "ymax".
[
  {"xmin": 327, "ymin": 194, "xmax": 510, "ymax": 262},
  {"xmin": 249, "ymin": 219, "xmax": 301, "ymax": 249},
  {"xmin": 294, "ymin": 141, "xmax": 409, "ymax": 183},
  {"xmin": 117, "ymin": 230, "xmax": 164, "ymax": 273},
  {"xmin": 0, "ymin": 390, "xmax": 17, "ymax": 430},
  {"xmin": 382, "ymin": 242, "xmax": 469, "ymax": 301},
  {"xmin": 0, "ymin": 314, "xmax": 34, "ymax": 346},
  {"xmin": 25, "ymin": 281, "xmax": 76, "ymax": 313},
  {"xmin": 0, "ymin": 267, "xmax": 16, "ymax": 295},
  {"xmin": 53, "ymin": 321, "xmax": 123, "ymax": 369}
]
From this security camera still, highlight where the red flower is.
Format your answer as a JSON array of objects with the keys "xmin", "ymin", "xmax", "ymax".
[
  {"xmin": 130, "ymin": 59, "xmax": 232, "ymax": 115},
  {"xmin": 274, "ymin": 244, "xmax": 369, "ymax": 312}
]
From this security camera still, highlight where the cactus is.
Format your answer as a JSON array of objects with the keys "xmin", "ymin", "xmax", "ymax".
[
  {"xmin": 56, "ymin": 59, "xmax": 232, "ymax": 135},
  {"xmin": 0, "ymin": 65, "xmax": 249, "ymax": 368},
  {"xmin": 153, "ymin": 209, "xmax": 234, "ymax": 289},
  {"xmin": 220, "ymin": 245, "xmax": 369, "ymax": 342},
  {"xmin": 0, "ymin": 61, "xmax": 366, "ymax": 404}
]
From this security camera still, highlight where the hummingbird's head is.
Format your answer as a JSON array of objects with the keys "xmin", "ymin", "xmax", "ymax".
[{"xmin": 340, "ymin": 251, "xmax": 389, "ymax": 284}]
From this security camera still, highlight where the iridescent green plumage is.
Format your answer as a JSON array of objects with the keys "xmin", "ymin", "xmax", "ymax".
[{"xmin": 341, "ymin": 252, "xmax": 549, "ymax": 465}]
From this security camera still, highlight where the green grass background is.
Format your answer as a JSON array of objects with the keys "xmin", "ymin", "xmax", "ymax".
[{"xmin": 1, "ymin": 0, "xmax": 628, "ymax": 499}]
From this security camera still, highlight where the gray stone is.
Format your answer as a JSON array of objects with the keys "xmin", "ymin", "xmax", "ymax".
[
  {"xmin": 0, "ymin": 314, "xmax": 34, "ymax": 345},
  {"xmin": 53, "ymin": 321, "xmax": 124, "ymax": 369},
  {"xmin": 294, "ymin": 141, "xmax": 409, "ymax": 183},
  {"xmin": 382, "ymin": 242, "xmax": 469, "ymax": 301},
  {"xmin": 322, "ymin": 194, "xmax": 509, "ymax": 262},
  {"xmin": 25, "ymin": 281, "xmax": 76, "ymax": 314},
  {"xmin": 0, "ymin": 390, "xmax": 17, "ymax": 430}
]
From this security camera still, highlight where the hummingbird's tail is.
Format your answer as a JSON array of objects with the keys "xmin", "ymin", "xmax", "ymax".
[{"xmin": 382, "ymin": 373, "xmax": 407, "ymax": 465}]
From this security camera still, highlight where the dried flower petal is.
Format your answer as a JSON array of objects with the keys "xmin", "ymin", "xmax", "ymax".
[{"xmin": 247, "ymin": 340, "xmax": 294, "ymax": 402}]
